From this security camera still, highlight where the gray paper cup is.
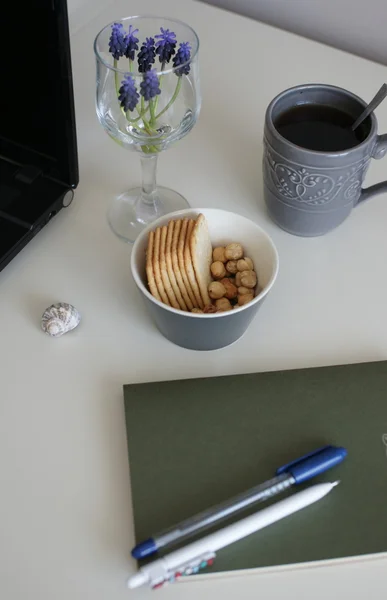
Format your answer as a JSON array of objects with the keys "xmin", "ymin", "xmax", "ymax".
[{"xmin": 130, "ymin": 208, "xmax": 279, "ymax": 350}]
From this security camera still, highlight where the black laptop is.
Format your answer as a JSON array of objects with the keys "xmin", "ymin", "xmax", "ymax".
[{"xmin": 0, "ymin": 0, "xmax": 78, "ymax": 272}]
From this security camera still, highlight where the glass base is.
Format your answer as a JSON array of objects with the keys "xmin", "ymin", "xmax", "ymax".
[{"xmin": 107, "ymin": 186, "xmax": 190, "ymax": 243}]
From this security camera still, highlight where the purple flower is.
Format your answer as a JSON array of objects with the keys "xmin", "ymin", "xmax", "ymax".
[
  {"xmin": 118, "ymin": 74, "xmax": 139, "ymax": 112},
  {"xmin": 124, "ymin": 25, "xmax": 139, "ymax": 60},
  {"xmin": 155, "ymin": 27, "xmax": 177, "ymax": 64},
  {"xmin": 137, "ymin": 37, "xmax": 156, "ymax": 73},
  {"xmin": 172, "ymin": 41, "xmax": 191, "ymax": 76},
  {"xmin": 140, "ymin": 70, "xmax": 161, "ymax": 101},
  {"xmin": 109, "ymin": 22, "xmax": 126, "ymax": 60}
]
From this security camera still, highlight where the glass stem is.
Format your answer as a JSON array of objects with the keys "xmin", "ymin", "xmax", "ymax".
[
  {"xmin": 141, "ymin": 154, "xmax": 157, "ymax": 199},
  {"xmin": 135, "ymin": 154, "xmax": 162, "ymax": 224}
]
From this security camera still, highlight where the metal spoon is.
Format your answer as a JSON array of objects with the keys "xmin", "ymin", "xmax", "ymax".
[{"xmin": 351, "ymin": 83, "xmax": 387, "ymax": 131}]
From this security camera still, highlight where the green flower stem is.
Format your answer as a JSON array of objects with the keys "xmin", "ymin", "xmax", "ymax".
[
  {"xmin": 140, "ymin": 96, "xmax": 158, "ymax": 136},
  {"xmin": 129, "ymin": 59, "xmax": 133, "ymax": 72},
  {"xmin": 141, "ymin": 112, "xmax": 159, "ymax": 153},
  {"xmin": 153, "ymin": 65, "xmax": 165, "ymax": 114},
  {"xmin": 126, "ymin": 103, "xmax": 150, "ymax": 124},
  {"xmin": 135, "ymin": 96, "xmax": 150, "ymax": 121},
  {"xmin": 155, "ymin": 77, "xmax": 182, "ymax": 120},
  {"xmin": 142, "ymin": 118, "xmax": 154, "ymax": 136},
  {"xmin": 126, "ymin": 111, "xmax": 141, "ymax": 123},
  {"xmin": 141, "ymin": 144, "xmax": 160, "ymax": 154},
  {"xmin": 139, "ymin": 97, "xmax": 152, "ymax": 132},
  {"xmin": 142, "ymin": 115, "xmax": 158, "ymax": 137},
  {"xmin": 114, "ymin": 58, "xmax": 120, "ymax": 96},
  {"xmin": 149, "ymin": 99, "xmax": 157, "ymax": 128}
]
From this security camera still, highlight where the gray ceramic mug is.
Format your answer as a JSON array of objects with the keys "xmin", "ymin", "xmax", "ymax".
[{"xmin": 263, "ymin": 84, "xmax": 387, "ymax": 236}]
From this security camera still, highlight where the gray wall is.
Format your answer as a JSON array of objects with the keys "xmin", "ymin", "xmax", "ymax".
[
  {"xmin": 201, "ymin": 0, "xmax": 387, "ymax": 65},
  {"xmin": 68, "ymin": 0, "xmax": 387, "ymax": 64},
  {"xmin": 67, "ymin": 0, "xmax": 114, "ymax": 33}
]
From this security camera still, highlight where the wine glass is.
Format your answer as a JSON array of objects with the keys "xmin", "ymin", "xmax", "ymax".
[{"xmin": 94, "ymin": 16, "xmax": 201, "ymax": 243}]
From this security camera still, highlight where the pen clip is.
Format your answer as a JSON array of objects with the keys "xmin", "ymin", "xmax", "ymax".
[{"xmin": 276, "ymin": 445, "xmax": 347, "ymax": 484}]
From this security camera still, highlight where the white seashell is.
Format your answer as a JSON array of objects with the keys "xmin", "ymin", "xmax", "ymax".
[{"xmin": 41, "ymin": 303, "xmax": 81, "ymax": 338}]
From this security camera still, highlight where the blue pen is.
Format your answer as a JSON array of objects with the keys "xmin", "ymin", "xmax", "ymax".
[{"xmin": 131, "ymin": 444, "xmax": 347, "ymax": 559}]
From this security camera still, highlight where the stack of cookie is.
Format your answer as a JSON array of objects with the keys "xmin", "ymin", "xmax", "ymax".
[
  {"xmin": 146, "ymin": 214, "xmax": 212, "ymax": 311},
  {"xmin": 146, "ymin": 214, "xmax": 258, "ymax": 313}
]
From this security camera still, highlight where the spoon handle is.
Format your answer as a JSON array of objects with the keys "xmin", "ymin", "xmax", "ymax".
[{"xmin": 352, "ymin": 83, "xmax": 387, "ymax": 131}]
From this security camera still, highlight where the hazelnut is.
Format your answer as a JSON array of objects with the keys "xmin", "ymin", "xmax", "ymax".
[
  {"xmin": 224, "ymin": 243, "xmax": 244, "ymax": 261},
  {"xmin": 191, "ymin": 308, "xmax": 203, "ymax": 313},
  {"xmin": 237, "ymin": 257, "xmax": 254, "ymax": 271},
  {"xmin": 210, "ymin": 261, "xmax": 227, "ymax": 279},
  {"xmin": 212, "ymin": 246, "xmax": 227, "ymax": 263},
  {"xmin": 240, "ymin": 270, "xmax": 257, "ymax": 289},
  {"xmin": 208, "ymin": 281, "xmax": 226, "ymax": 300},
  {"xmin": 235, "ymin": 272, "xmax": 242, "ymax": 287},
  {"xmin": 215, "ymin": 298, "xmax": 232, "ymax": 311},
  {"xmin": 203, "ymin": 304, "xmax": 217, "ymax": 313},
  {"xmin": 238, "ymin": 286, "xmax": 250, "ymax": 295},
  {"xmin": 225, "ymin": 260, "xmax": 238, "ymax": 274},
  {"xmin": 220, "ymin": 278, "xmax": 238, "ymax": 300},
  {"xmin": 238, "ymin": 293, "xmax": 254, "ymax": 306}
]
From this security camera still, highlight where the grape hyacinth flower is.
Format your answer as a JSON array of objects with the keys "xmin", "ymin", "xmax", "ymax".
[
  {"xmin": 140, "ymin": 70, "xmax": 161, "ymax": 101},
  {"xmin": 105, "ymin": 22, "xmax": 195, "ymax": 151},
  {"xmin": 172, "ymin": 42, "xmax": 191, "ymax": 76},
  {"xmin": 137, "ymin": 37, "xmax": 156, "ymax": 72},
  {"xmin": 118, "ymin": 74, "xmax": 140, "ymax": 112},
  {"xmin": 155, "ymin": 28, "xmax": 177, "ymax": 64},
  {"xmin": 109, "ymin": 22, "xmax": 126, "ymax": 60},
  {"xmin": 124, "ymin": 25, "xmax": 139, "ymax": 60}
]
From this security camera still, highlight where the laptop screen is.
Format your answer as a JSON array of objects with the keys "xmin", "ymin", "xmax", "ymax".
[{"xmin": 0, "ymin": 0, "xmax": 78, "ymax": 187}]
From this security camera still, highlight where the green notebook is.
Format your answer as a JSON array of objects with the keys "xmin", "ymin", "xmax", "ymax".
[{"xmin": 124, "ymin": 361, "xmax": 387, "ymax": 575}]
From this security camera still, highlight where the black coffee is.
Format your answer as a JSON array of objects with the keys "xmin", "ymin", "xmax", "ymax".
[{"xmin": 274, "ymin": 104, "xmax": 369, "ymax": 152}]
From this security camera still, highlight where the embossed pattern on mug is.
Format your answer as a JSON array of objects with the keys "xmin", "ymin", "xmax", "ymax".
[{"xmin": 263, "ymin": 143, "xmax": 370, "ymax": 207}]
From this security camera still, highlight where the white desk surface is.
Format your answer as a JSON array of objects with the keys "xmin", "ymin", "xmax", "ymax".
[{"xmin": 1, "ymin": 0, "xmax": 387, "ymax": 598}]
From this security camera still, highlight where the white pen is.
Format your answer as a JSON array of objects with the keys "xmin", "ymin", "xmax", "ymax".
[{"xmin": 128, "ymin": 481, "xmax": 339, "ymax": 590}]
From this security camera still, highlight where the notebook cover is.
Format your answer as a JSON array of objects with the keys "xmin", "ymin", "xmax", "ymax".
[{"xmin": 124, "ymin": 361, "xmax": 387, "ymax": 574}]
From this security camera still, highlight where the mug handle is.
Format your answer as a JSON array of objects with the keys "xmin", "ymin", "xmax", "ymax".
[{"xmin": 357, "ymin": 134, "xmax": 387, "ymax": 203}]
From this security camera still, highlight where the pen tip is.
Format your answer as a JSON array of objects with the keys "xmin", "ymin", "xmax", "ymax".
[{"xmin": 332, "ymin": 480, "xmax": 340, "ymax": 487}]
